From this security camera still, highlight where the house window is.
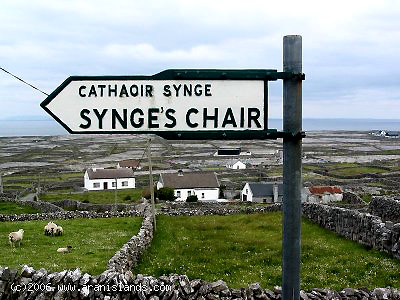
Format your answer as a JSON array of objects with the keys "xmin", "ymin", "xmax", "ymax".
[
  {"xmin": 188, "ymin": 191, "xmax": 191, "ymax": 196},
  {"xmin": 122, "ymin": 181, "xmax": 128, "ymax": 187},
  {"xmin": 112, "ymin": 182, "xmax": 116, "ymax": 187},
  {"xmin": 246, "ymin": 189, "xmax": 248, "ymax": 194},
  {"xmin": 202, "ymin": 193, "xmax": 205, "ymax": 199},
  {"xmin": 93, "ymin": 182, "xmax": 100, "ymax": 188},
  {"xmin": 177, "ymin": 191, "xmax": 181, "ymax": 198}
]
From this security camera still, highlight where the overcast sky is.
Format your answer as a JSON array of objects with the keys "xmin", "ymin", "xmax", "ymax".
[{"xmin": 1, "ymin": 0, "xmax": 399, "ymax": 120}]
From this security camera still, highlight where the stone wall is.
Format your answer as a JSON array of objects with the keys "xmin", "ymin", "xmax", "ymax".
[
  {"xmin": 0, "ymin": 197, "xmax": 64, "ymax": 213},
  {"xmin": 0, "ymin": 266, "xmax": 399, "ymax": 300},
  {"xmin": 107, "ymin": 205, "xmax": 154, "ymax": 273},
  {"xmin": 51, "ymin": 199, "xmax": 145, "ymax": 213},
  {"xmin": 0, "ymin": 210, "xmax": 143, "ymax": 222},
  {"xmin": 302, "ymin": 203, "xmax": 400, "ymax": 259},
  {"xmin": 160, "ymin": 202, "xmax": 282, "ymax": 216},
  {"xmin": 369, "ymin": 196, "xmax": 400, "ymax": 223}
]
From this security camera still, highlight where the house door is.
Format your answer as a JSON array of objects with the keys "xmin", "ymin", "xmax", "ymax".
[
  {"xmin": 242, "ymin": 194, "xmax": 247, "ymax": 201},
  {"xmin": 103, "ymin": 182, "xmax": 108, "ymax": 190}
]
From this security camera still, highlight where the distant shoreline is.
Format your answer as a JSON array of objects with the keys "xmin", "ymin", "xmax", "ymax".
[{"xmin": 0, "ymin": 118, "xmax": 399, "ymax": 137}]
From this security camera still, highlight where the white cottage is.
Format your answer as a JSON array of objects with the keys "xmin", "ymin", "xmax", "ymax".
[
  {"xmin": 84, "ymin": 168, "xmax": 135, "ymax": 191},
  {"xmin": 241, "ymin": 182, "xmax": 283, "ymax": 203},
  {"xmin": 226, "ymin": 160, "xmax": 246, "ymax": 170},
  {"xmin": 157, "ymin": 170, "xmax": 220, "ymax": 201},
  {"xmin": 302, "ymin": 186, "xmax": 343, "ymax": 203}
]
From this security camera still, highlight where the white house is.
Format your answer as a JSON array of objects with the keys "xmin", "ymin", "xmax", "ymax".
[
  {"xmin": 241, "ymin": 182, "xmax": 283, "ymax": 203},
  {"xmin": 226, "ymin": 160, "xmax": 246, "ymax": 170},
  {"xmin": 157, "ymin": 170, "xmax": 220, "ymax": 201},
  {"xmin": 84, "ymin": 168, "xmax": 135, "ymax": 191},
  {"xmin": 302, "ymin": 186, "xmax": 343, "ymax": 203}
]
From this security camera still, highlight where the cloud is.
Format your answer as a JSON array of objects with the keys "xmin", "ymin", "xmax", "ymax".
[{"xmin": 1, "ymin": 0, "xmax": 400, "ymax": 120}]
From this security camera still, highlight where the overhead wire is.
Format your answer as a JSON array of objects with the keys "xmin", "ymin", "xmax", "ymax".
[{"xmin": 0, "ymin": 66, "xmax": 49, "ymax": 96}]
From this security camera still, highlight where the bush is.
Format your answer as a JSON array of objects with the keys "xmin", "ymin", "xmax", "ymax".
[
  {"xmin": 186, "ymin": 195, "xmax": 198, "ymax": 202},
  {"xmin": 124, "ymin": 195, "xmax": 132, "ymax": 201},
  {"xmin": 157, "ymin": 187, "xmax": 175, "ymax": 201}
]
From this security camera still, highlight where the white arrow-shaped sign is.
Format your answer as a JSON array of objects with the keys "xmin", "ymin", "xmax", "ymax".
[{"xmin": 41, "ymin": 69, "xmax": 278, "ymax": 139}]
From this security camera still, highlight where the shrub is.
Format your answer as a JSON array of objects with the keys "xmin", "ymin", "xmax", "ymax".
[
  {"xmin": 124, "ymin": 195, "xmax": 132, "ymax": 201},
  {"xmin": 186, "ymin": 195, "xmax": 198, "ymax": 202},
  {"xmin": 157, "ymin": 187, "xmax": 175, "ymax": 201}
]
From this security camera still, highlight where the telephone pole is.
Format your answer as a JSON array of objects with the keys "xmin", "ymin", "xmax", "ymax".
[{"xmin": 147, "ymin": 138, "xmax": 156, "ymax": 230}]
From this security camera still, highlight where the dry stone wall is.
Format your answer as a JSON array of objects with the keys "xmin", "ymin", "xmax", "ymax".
[
  {"xmin": 0, "ymin": 266, "xmax": 399, "ymax": 300},
  {"xmin": 51, "ymin": 199, "xmax": 144, "ymax": 213},
  {"xmin": 303, "ymin": 203, "xmax": 400, "ymax": 259},
  {"xmin": 160, "ymin": 202, "xmax": 282, "ymax": 216},
  {"xmin": 107, "ymin": 205, "xmax": 154, "ymax": 273},
  {"xmin": 0, "ymin": 209, "xmax": 143, "ymax": 222},
  {"xmin": 369, "ymin": 196, "xmax": 400, "ymax": 223},
  {"xmin": 0, "ymin": 197, "xmax": 64, "ymax": 213}
]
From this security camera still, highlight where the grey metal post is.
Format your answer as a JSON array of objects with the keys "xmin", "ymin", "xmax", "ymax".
[{"xmin": 282, "ymin": 35, "xmax": 302, "ymax": 300}]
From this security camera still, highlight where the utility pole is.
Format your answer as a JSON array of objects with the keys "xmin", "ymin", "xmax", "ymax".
[
  {"xmin": 147, "ymin": 138, "xmax": 156, "ymax": 230},
  {"xmin": 282, "ymin": 35, "xmax": 303, "ymax": 300},
  {"xmin": 114, "ymin": 177, "xmax": 118, "ymax": 210},
  {"xmin": 0, "ymin": 174, "xmax": 3, "ymax": 194}
]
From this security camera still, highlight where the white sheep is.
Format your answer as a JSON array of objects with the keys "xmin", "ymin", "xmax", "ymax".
[
  {"xmin": 55, "ymin": 226, "xmax": 63, "ymax": 236},
  {"xmin": 9, "ymin": 229, "xmax": 24, "ymax": 248},
  {"xmin": 44, "ymin": 222, "xmax": 57, "ymax": 236},
  {"xmin": 57, "ymin": 246, "xmax": 72, "ymax": 253}
]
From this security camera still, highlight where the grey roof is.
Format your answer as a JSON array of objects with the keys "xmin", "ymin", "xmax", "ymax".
[
  {"xmin": 160, "ymin": 172, "xmax": 219, "ymax": 189},
  {"xmin": 248, "ymin": 182, "xmax": 283, "ymax": 197},
  {"xmin": 87, "ymin": 168, "xmax": 134, "ymax": 180}
]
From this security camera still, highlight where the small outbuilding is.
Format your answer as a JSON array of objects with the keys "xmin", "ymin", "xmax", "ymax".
[
  {"xmin": 226, "ymin": 160, "xmax": 246, "ymax": 170},
  {"xmin": 84, "ymin": 168, "xmax": 135, "ymax": 191},
  {"xmin": 117, "ymin": 159, "xmax": 141, "ymax": 170},
  {"xmin": 157, "ymin": 170, "xmax": 220, "ymax": 201},
  {"xmin": 241, "ymin": 182, "xmax": 283, "ymax": 203}
]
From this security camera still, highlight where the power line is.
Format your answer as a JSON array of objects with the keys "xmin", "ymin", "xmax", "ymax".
[{"xmin": 0, "ymin": 66, "xmax": 49, "ymax": 96}]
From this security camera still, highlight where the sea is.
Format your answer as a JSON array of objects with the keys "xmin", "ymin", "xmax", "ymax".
[{"xmin": 0, "ymin": 118, "xmax": 399, "ymax": 137}]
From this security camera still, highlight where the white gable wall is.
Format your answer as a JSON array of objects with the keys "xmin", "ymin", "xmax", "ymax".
[{"xmin": 241, "ymin": 183, "xmax": 253, "ymax": 202}]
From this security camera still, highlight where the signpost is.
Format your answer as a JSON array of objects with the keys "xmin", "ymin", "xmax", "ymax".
[{"xmin": 41, "ymin": 35, "xmax": 304, "ymax": 300}]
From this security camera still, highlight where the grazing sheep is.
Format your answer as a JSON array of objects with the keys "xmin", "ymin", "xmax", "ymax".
[
  {"xmin": 9, "ymin": 229, "xmax": 24, "ymax": 248},
  {"xmin": 44, "ymin": 222, "xmax": 58, "ymax": 236},
  {"xmin": 55, "ymin": 226, "xmax": 63, "ymax": 236},
  {"xmin": 57, "ymin": 246, "xmax": 72, "ymax": 253}
]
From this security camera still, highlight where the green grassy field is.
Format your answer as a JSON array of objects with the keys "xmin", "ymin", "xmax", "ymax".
[
  {"xmin": 329, "ymin": 167, "xmax": 387, "ymax": 176},
  {"xmin": 39, "ymin": 189, "xmax": 143, "ymax": 205},
  {"xmin": 0, "ymin": 202, "xmax": 41, "ymax": 215},
  {"xmin": 135, "ymin": 213, "xmax": 400, "ymax": 290},
  {"xmin": 0, "ymin": 217, "xmax": 141, "ymax": 274}
]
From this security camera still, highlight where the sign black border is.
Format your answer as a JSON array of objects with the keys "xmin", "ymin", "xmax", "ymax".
[{"xmin": 41, "ymin": 69, "xmax": 293, "ymax": 140}]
